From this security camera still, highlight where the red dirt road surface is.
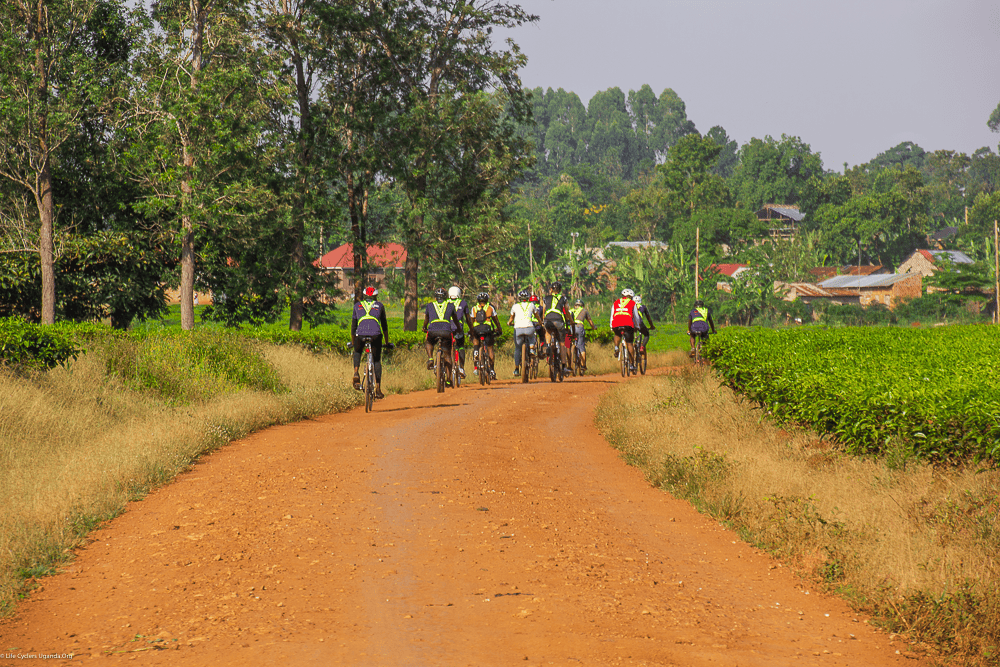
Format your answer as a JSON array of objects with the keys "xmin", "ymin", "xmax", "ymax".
[{"xmin": 2, "ymin": 372, "xmax": 929, "ymax": 666}]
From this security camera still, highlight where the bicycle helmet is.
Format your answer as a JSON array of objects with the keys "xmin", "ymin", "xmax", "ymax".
[
  {"xmin": 694, "ymin": 299, "xmax": 704, "ymax": 307},
  {"xmin": 448, "ymin": 286, "xmax": 462, "ymax": 299},
  {"xmin": 550, "ymin": 281, "xmax": 562, "ymax": 291},
  {"xmin": 621, "ymin": 288, "xmax": 634, "ymax": 298},
  {"xmin": 434, "ymin": 287, "xmax": 447, "ymax": 300},
  {"xmin": 634, "ymin": 295, "xmax": 642, "ymax": 305},
  {"xmin": 529, "ymin": 295, "xmax": 539, "ymax": 303},
  {"xmin": 477, "ymin": 291, "xmax": 489, "ymax": 303},
  {"xmin": 363, "ymin": 286, "xmax": 378, "ymax": 298},
  {"xmin": 517, "ymin": 289, "xmax": 530, "ymax": 300},
  {"xmin": 574, "ymin": 299, "xmax": 583, "ymax": 306}
]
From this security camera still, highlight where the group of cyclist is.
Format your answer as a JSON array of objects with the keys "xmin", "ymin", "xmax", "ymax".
[{"xmin": 350, "ymin": 281, "xmax": 716, "ymax": 399}]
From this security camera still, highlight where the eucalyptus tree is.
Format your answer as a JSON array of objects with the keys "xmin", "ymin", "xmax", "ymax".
[
  {"xmin": 0, "ymin": 0, "xmax": 138, "ymax": 323},
  {"xmin": 126, "ymin": 0, "xmax": 286, "ymax": 330}
]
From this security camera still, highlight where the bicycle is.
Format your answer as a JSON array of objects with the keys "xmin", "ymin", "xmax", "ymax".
[
  {"xmin": 620, "ymin": 340, "xmax": 634, "ymax": 378},
  {"xmin": 545, "ymin": 324, "xmax": 564, "ymax": 383},
  {"xmin": 430, "ymin": 337, "xmax": 450, "ymax": 393},
  {"xmin": 473, "ymin": 333, "xmax": 494, "ymax": 386},
  {"xmin": 637, "ymin": 330, "xmax": 652, "ymax": 376},
  {"xmin": 693, "ymin": 331, "xmax": 710, "ymax": 365},
  {"xmin": 360, "ymin": 338, "xmax": 377, "ymax": 412},
  {"xmin": 450, "ymin": 335, "xmax": 463, "ymax": 389}
]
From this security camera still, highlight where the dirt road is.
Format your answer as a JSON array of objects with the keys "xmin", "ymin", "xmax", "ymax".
[{"xmin": 1, "ymin": 372, "xmax": 927, "ymax": 666}]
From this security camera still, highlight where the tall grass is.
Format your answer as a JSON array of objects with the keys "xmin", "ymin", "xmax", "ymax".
[{"xmin": 595, "ymin": 368, "xmax": 1000, "ymax": 665}]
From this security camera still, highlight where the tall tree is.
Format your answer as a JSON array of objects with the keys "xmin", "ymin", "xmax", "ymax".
[
  {"xmin": 127, "ymin": 0, "xmax": 284, "ymax": 330},
  {"xmin": 0, "ymin": 0, "xmax": 134, "ymax": 324},
  {"xmin": 365, "ymin": 0, "xmax": 536, "ymax": 330},
  {"xmin": 728, "ymin": 134, "xmax": 824, "ymax": 212}
]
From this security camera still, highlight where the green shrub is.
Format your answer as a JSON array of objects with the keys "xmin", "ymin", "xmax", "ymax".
[
  {"xmin": 102, "ymin": 330, "xmax": 284, "ymax": 403},
  {"xmin": 0, "ymin": 318, "xmax": 81, "ymax": 372}
]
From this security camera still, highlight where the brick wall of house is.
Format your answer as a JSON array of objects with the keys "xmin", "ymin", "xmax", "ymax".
[
  {"xmin": 897, "ymin": 252, "xmax": 936, "ymax": 277},
  {"xmin": 890, "ymin": 273, "xmax": 922, "ymax": 305}
]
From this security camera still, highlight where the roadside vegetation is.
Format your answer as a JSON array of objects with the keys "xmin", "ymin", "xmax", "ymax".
[{"xmin": 596, "ymin": 365, "xmax": 1000, "ymax": 666}]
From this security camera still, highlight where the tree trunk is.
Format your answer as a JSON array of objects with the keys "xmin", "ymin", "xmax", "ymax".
[
  {"xmin": 404, "ymin": 215, "xmax": 420, "ymax": 331},
  {"xmin": 38, "ymin": 156, "xmax": 55, "ymax": 325},
  {"xmin": 180, "ymin": 211, "xmax": 195, "ymax": 331},
  {"xmin": 288, "ymin": 40, "xmax": 310, "ymax": 331},
  {"xmin": 34, "ymin": 0, "xmax": 55, "ymax": 325},
  {"xmin": 348, "ymin": 172, "xmax": 364, "ymax": 302},
  {"xmin": 178, "ymin": 0, "xmax": 205, "ymax": 332}
]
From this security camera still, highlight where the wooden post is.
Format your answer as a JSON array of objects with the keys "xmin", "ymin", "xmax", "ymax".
[
  {"xmin": 527, "ymin": 221, "xmax": 535, "ymax": 291},
  {"xmin": 695, "ymin": 227, "xmax": 700, "ymax": 300}
]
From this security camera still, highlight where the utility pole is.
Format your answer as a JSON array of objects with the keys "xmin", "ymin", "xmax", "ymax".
[
  {"xmin": 571, "ymin": 232, "xmax": 580, "ymax": 299},
  {"xmin": 527, "ymin": 221, "xmax": 535, "ymax": 293},
  {"xmin": 695, "ymin": 227, "xmax": 700, "ymax": 300}
]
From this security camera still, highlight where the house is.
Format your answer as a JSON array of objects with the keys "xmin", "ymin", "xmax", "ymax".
[
  {"xmin": 709, "ymin": 263, "xmax": 749, "ymax": 292},
  {"xmin": 313, "ymin": 243, "xmax": 407, "ymax": 297},
  {"xmin": 897, "ymin": 249, "xmax": 974, "ymax": 278},
  {"xmin": 784, "ymin": 273, "xmax": 921, "ymax": 313},
  {"xmin": 928, "ymin": 226, "xmax": 958, "ymax": 249},
  {"xmin": 817, "ymin": 273, "xmax": 922, "ymax": 309},
  {"xmin": 755, "ymin": 204, "xmax": 805, "ymax": 241}
]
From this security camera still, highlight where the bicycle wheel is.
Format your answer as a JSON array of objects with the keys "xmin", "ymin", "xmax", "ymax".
[
  {"xmin": 452, "ymin": 350, "xmax": 461, "ymax": 388},
  {"xmin": 548, "ymin": 340, "xmax": 556, "ymax": 382},
  {"xmin": 476, "ymin": 348, "xmax": 486, "ymax": 386},
  {"xmin": 364, "ymin": 351, "xmax": 375, "ymax": 412},
  {"xmin": 483, "ymin": 349, "xmax": 493, "ymax": 386},
  {"xmin": 573, "ymin": 346, "xmax": 581, "ymax": 376},
  {"xmin": 620, "ymin": 344, "xmax": 626, "ymax": 377},
  {"xmin": 639, "ymin": 345, "xmax": 647, "ymax": 375},
  {"xmin": 435, "ymin": 344, "xmax": 445, "ymax": 393},
  {"xmin": 694, "ymin": 336, "xmax": 702, "ymax": 365},
  {"xmin": 521, "ymin": 341, "xmax": 531, "ymax": 384}
]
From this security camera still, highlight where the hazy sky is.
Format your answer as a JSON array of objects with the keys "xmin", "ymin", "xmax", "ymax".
[{"xmin": 497, "ymin": 0, "xmax": 1000, "ymax": 171}]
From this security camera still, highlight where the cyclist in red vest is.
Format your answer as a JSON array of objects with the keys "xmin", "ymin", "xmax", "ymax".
[
  {"xmin": 610, "ymin": 288, "xmax": 640, "ymax": 370},
  {"xmin": 351, "ymin": 286, "xmax": 391, "ymax": 399}
]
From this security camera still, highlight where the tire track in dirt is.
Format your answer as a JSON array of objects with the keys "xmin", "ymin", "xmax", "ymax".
[{"xmin": 1, "ymin": 372, "xmax": 928, "ymax": 666}]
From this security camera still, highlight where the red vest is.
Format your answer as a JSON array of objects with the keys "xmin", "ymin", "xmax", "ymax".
[{"xmin": 611, "ymin": 298, "xmax": 635, "ymax": 328}]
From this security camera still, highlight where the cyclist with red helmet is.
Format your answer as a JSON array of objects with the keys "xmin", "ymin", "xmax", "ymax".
[
  {"xmin": 351, "ymin": 286, "xmax": 391, "ymax": 399},
  {"xmin": 610, "ymin": 288, "xmax": 640, "ymax": 370},
  {"xmin": 423, "ymin": 287, "xmax": 462, "ymax": 375}
]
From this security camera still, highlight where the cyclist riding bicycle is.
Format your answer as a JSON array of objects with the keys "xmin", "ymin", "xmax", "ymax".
[
  {"xmin": 610, "ymin": 288, "xmax": 640, "ymax": 372},
  {"xmin": 688, "ymin": 299, "xmax": 716, "ymax": 356},
  {"xmin": 423, "ymin": 287, "xmax": 462, "ymax": 375},
  {"xmin": 508, "ymin": 290, "xmax": 541, "ymax": 377},
  {"xmin": 542, "ymin": 282, "xmax": 574, "ymax": 373},
  {"xmin": 634, "ymin": 295, "xmax": 657, "ymax": 353},
  {"xmin": 470, "ymin": 291, "xmax": 503, "ymax": 380},
  {"xmin": 448, "ymin": 286, "xmax": 471, "ymax": 379},
  {"xmin": 569, "ymin": 298, "xmax": 597, "ymax": 371},
  {"xmin": 529, "ymin": 294, "xmax": 547, "ymax": 362},
  {"xmin": 351, "ymin": 286, "xmax": 391, "ymax": 399}
]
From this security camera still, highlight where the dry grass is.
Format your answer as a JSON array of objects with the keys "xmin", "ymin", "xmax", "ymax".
[{"xmin": 595, "ymin": 366, "xmax": 1000, "ymax": 665}]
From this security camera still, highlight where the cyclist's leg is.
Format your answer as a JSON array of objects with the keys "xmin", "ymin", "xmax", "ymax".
[
  {"xmin": 371, "ymin": 336, "xmax": 385, "ymax": 397},
  {"xmin": 613, "ymin": 330, "xmax": 622, "ymax": 357},
  {"xmin": 351, "ymin": 338, "xmax": 364, "ymax": 389},
  {"xmin": 624, "ymin": 327, "xmax": 635, "ymax": 364},
  {"xmin": 578, "ymin": 327, "xmax": 587, "ymax": 368},
  {"xmin": 513, "ymin": 329, "xmax": 527, "ymax": 374},
  {"xmin": 557, "ymin": 324, "xmax": 569, "ymax": 366},
  {"xmin": 455, "ymin": 333, "xmax": 466, "ymax": 373},
  {"xmin": 425, "ymin": 334, "xmax": 436, "ymax": 368}
]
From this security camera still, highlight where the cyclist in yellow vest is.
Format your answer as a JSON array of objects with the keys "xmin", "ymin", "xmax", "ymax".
[
  {"xmin": 688, "ymin": 299, "xmax": 716, "ymax": 356},
  {"xmin": 542, "ymin": 281, "xmax": 574, "ymax": 373},
  {"xmin": 469, "ymin": 291, "xmax": 503, "ymax": 380},
  {"xmin": 351, "ymin": 286, "xmax": 392, "ymax": 399},
  {"xmin": 569, "ymin": 298, "xmax": 596, "ymax": 371},
  {"xmin": 423, "ymin": 287, "xmax": 462, "ymax": 374}
]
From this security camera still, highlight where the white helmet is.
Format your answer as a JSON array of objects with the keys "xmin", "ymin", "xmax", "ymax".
[
  {"xmin": 634, "ymin": 295, "xmax": 642, "ymax": 305},
  {"xmin": 621, "ymin": 288, "xmax": 634, "ymax": 298},
  {"xmin": 448, "ymin": 286, "xmax": 462, "ymax": 299}
]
